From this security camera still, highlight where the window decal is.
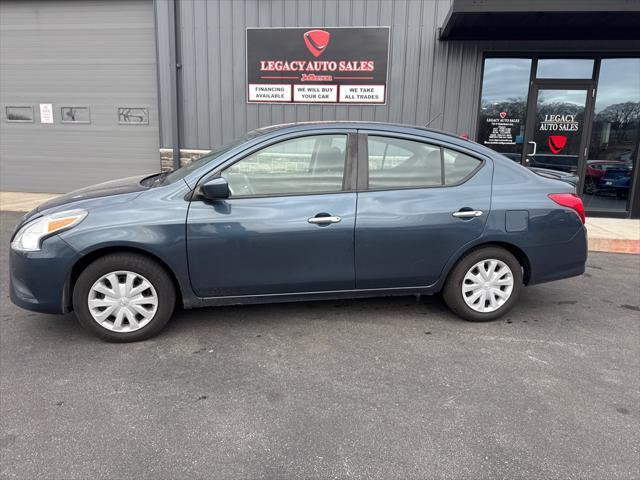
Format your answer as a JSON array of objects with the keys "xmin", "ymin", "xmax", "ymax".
[
  {"xmin": 477, "ymin": 58, "xmax": 532, "ymax": 162},
  {"xmin": 547, "ymin": 135, "xmax": 568, "ymax": 154}
]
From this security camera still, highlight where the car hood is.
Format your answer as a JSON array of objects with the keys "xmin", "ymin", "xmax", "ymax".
[{"xmin": 25, "ymin": 174, "xmax": 150, "ymax": 219}]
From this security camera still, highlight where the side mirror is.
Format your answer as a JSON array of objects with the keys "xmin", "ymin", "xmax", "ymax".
[{"xmin": 200, "ymin": 177, "xmax": 229, "ymax": 200}]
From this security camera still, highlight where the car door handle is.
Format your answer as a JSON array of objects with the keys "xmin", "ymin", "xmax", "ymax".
[
  {"xmin": 308, "ymin": 215, "xmax": 341, "ymax": 224},
  {"xmin": 452, "ymin": 210, "xmax": 483, "ymax": 218}
]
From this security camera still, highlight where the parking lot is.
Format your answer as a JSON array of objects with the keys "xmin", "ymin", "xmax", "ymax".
[{"xmin": 1, "ymin": 210, "xmax": 639, "ymax": 479}]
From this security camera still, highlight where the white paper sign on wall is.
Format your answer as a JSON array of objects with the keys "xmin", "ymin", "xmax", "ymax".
[{"xmin": 39, "ymin": 104, "xmax": 53, "ymax": 124}]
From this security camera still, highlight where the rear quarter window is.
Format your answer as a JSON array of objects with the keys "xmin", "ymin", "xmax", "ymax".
[{"xmin": 443, "ymin": 149, "xmax": 482, "ymax": 185}]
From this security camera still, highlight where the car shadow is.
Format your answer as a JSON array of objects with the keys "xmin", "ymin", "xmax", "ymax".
[
  {"xmin": 7, "ymin": 285, "xmax": 569, "ymax": 344},
  {"xmin": 164, "ymin": 293, "xmax": 460, "ymax": 336}
]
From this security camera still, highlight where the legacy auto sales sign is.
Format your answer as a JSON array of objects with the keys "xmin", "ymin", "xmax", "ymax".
[{"xmin": 246, "ymin": 27, "xmax": 390, "ymax": 104}]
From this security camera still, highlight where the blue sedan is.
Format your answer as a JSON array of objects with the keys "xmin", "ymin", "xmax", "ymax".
[{"xmin": 9, "ymin": 122, "xmax": 587, "ymax": 341}]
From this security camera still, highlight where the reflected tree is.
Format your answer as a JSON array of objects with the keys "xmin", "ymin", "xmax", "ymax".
[{"xmin": 595, "ymin": 101, "xmax": 640, "ymax": 143}]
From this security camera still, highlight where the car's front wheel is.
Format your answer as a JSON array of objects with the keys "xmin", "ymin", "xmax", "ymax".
[
  {"xmin": 72, "ymin": 253, "xmax": 176, "ymax": 342},
  {"xmin": 442, "ymin": 246, "xmax": 522, "ymax": 322}
]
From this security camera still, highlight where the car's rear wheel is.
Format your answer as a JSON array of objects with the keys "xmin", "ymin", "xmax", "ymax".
[
  {"xmin": 442, "ymin": 246, "xmax": 522, "ymax": 322},
  {"xmin": 72, "ymin": 253, "xmax": 175, "ymax": 342}
]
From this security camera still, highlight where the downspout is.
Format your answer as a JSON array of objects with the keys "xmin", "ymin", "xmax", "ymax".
[{"xmin": 167, "ymin": 0, "xmax": 181, "ymax": 171}]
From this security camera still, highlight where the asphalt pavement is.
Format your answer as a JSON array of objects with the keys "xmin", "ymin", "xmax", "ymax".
[{"xmin": 1, "ymin": 211, "xmax": 639, "ymax": 480}]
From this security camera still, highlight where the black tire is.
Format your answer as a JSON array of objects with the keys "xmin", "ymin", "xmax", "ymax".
[
  {"xmin": 72, "ymin": 253, "xmax": 176, "ymax": 342},
  {"xmin": 442, "ymin": 246, "xmax": 523, "ymax": 322}
]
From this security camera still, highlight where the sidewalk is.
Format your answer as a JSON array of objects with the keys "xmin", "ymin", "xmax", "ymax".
[
  {"xmin": 1, "ymin": 191, "xmax": 638, "ymax": 254},
  {"xmin": 585, "ymin": 217, "xmax": 640, "ymax": 254},
  {"xmin": 0, "ymin": 192, "xmax": 60, "ymax": 213}
]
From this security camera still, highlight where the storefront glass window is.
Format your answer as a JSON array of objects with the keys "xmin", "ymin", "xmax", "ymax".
[
  {"xmin": 583, "ymin": 58, "xmax": 640, "ymax": 212},
  {"xmin": 536, "ymin": 59, "xmax": 594, "ymax": 79},
  {"xmin": 477, "ymin": 58, "xmax": 532, "ymax": 162},
  {"xmin": 529, "ymin": 88, "xmax": 588, "ymax": 175}
]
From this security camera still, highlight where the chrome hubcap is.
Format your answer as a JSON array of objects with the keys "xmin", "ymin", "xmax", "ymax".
[
  {"xmin": 462, "ymin": 259, "xmax": 514, "ymax": 313},
  {"xmin": 88, "ymin": 271, "xmax": 158, "ymax": 332}
]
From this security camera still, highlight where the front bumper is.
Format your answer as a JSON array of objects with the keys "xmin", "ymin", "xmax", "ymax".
[{"xmin": 9, "ymin": 235, "xmax": 80, "ymax": 314}]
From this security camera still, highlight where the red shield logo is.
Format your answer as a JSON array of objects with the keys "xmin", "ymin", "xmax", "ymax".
[
  {"xmin": 499, "ymin": 111, "xmax": 507, "ymax": 119},
  {"xmin": 304, "ymin": 30, "xmax": 330, "ymax": 57},
  {"xmin": 547, "ymin": 135, "xmax": 567, "ymax": 154}
]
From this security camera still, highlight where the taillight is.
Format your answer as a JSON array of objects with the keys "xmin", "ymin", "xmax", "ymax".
[{"xmin": 548, "ymin": 193, "xmax": 585, "ymax": 224}]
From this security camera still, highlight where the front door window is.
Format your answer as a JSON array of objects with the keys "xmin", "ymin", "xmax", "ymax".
[
  {"xmin": 222, "ymin": 134, "xmax": 347, "ymax": 196},
  {"xmin": 526, "ymin": 88, "xmax": 589, "ymax": 176}
]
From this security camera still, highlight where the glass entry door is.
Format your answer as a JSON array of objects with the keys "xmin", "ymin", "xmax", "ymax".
[{"xmin": 524, "ymin": 86, "xmax": 593, "ymax": 185}]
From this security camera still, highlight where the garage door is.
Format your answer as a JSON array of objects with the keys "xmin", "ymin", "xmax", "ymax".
[{"xmin": 0, "ymin": 0, "xmax": 159, "ymax": 193}]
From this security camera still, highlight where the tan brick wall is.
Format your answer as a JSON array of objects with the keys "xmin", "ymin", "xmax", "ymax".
[{"xmin": 159, "ymin": 148, "xmax": 211, "ymax": 172}]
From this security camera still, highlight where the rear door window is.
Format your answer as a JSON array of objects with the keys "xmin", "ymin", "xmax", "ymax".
[{"xmin": 367, "ymin": 136, "xmax": 442, "ymax": 189}]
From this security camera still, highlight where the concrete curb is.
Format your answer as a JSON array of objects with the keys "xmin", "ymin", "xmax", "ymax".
[
  {"xmin": 588, "ymin": 238, "xmax": 640, "ymax": 255},
  {"xmin": 585, "ymin": 217, "xmax": 639, "ymax": 255}
]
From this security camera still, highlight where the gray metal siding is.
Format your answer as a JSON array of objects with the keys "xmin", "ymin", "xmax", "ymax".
[
  {"xmin": 156, "ymin": 0, "xmax": 640, "ymax": 152},
  {"xmin": 0, "ymin": 0, "xmax": 159, "ymax": 193},
  {"xmin": 156, "ymin": 0, "xmax": 491, "ymax": 150}
]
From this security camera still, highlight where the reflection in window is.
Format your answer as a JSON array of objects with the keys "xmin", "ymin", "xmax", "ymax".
[
  {"xmin": 477, "ymin": 58, "xmax": 532, "ymax": 161},
  {"xmin": 583, "ymin": 58, "xmax": 640, "ymax": 212},
  {"xmin": 536, "ymin": 59, "xmax": 594, "ymax": 79},
  {"xmin": 118, "ymin": 107, "xmax": 148, "ymax": 124},
  {"xmin": 61, "ymin": 107, "xmax": 90, "ymax": 123},
  {"xmin": 5, "ymin": 106, "xmax": 34, "ymax": 122},
  {"xmin": 222, "ymin": 135, "xmax": 346, "ymax": 196}
]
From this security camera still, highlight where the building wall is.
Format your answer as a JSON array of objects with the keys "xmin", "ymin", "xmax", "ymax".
[
  {"xmin": 156, "ymin": 0, "xmax": 489, "ymax": 150},
  {"xmin": 155, "ymin": 0, "xmax": 640, "ymax": 155}
]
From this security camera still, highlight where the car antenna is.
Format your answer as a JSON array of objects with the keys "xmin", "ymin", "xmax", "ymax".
[{"xmin": 425, "ymin": 112, "xmax": 443, "ymax": 128}]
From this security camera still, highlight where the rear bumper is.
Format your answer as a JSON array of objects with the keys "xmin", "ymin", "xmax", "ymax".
[
  {"xmin": 9, "ymin": 236, "xmax": 79, "ymax": 314},
  {"xmin": 527, "ymin": 225, "xmax": 588, "ymax": 285}
]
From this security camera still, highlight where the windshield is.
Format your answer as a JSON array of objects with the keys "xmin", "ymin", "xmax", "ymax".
[{"xmin": 164, "ymin": 131, "xmax": 263, "ymax": 185}]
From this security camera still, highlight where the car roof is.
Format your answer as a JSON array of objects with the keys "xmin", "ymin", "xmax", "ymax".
[
  {"xmin": 254, "ymin": 120, "xmax": 463, "ymax": 141},
  {"xmin": 249, "ymin": 120, "xmax": 509, "ymax": 160}
]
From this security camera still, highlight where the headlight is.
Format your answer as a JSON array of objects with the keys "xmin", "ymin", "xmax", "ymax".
[{"xmin": 11, "ymin": 209, "xmax": 88, "ymax": 252}]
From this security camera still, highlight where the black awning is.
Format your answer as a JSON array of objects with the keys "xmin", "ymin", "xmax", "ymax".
[{"xmin": 439, "ymin": 0, "xmax": 640, "ymax": 41}]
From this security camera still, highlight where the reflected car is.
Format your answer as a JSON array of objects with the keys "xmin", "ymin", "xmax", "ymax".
[
  {"xmin": 529, "ymin": 167, "xmax": 579, "ymax": 189},
  {"xmin": 528, "ymin": 154, "xmax": 578, "ymax": 174},
  {"xmin": 10, "ymin": 122, "xmax": 588, "ymax": 342},
  {"xmin": 601, "ymin": 171, "xmax": 632, "ymax": 199},
  {"xmin": 584, "ymin": 159, "xmax": 632, "ymax": 195}
]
